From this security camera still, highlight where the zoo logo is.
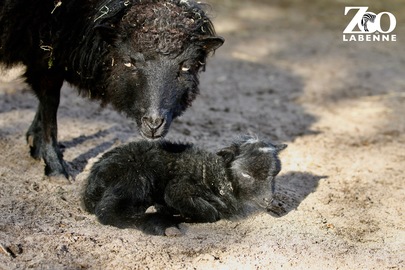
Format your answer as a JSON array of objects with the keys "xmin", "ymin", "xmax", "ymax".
[{"xmin": 343, "ymin": 7, "xmax": 397, "ymax": 42}]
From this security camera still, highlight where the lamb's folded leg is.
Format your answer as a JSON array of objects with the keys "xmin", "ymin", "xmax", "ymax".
[
  {"xmin": 93, "ymin": 187, "xmax": 182, "ymax": 235},
  {"xmin": 94, "ymin": 187, "xmax": 148, "ymax": 228},
  {"xmin": 164, "ymin": 181, "xmax": 224, "ymax": 223}
]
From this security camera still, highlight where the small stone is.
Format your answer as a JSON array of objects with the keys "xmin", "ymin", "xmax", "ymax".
[{"xmin": 165, "ymin": 227, "xmax": 183, "ymax": 237}]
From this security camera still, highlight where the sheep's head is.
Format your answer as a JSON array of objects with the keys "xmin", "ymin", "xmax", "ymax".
[
  {"xmin": 217, "ymin": 136, "xmax": 287, "ymax": 204},
  {"xmin": 97, "ymin": 0, "xmax": 224, "ymax": 139}
]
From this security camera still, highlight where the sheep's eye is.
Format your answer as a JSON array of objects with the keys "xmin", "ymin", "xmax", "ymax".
[
  {"xmin": 181, "ymin": 62, "xmax": 191, "ymax": 72},
  {"xmin": 124, "ymin": 61, "xmax": 138, "ymax": 74},
  {"xmin": 124, "ymin": 62, "xmax": 137, "ymax": 70},
  {"xmin": 241, "ymin": 172, "xmax": 252, "ymax": 179}
]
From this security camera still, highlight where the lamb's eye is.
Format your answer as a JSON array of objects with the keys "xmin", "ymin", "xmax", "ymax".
[{"xmin": 241, "ymin": 172, "xmax": 252, "ymax": 179}]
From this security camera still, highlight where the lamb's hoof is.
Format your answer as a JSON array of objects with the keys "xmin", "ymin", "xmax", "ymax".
[{"xmin": 165, "ymin": 227, "xmax": 183, "ymax": 237}]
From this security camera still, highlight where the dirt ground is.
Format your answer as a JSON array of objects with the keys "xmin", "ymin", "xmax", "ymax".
[{"xmin": 1, "ymin": 0, "xmax": 404, "ymax": 269}]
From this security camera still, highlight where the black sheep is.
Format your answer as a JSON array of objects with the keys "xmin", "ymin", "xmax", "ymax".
[
  {"xmin": 83, "ymin": 136, "xmax": 287, "ymax": 235},
  {"xmin": 0, "ymin": 0, "xmax": 224, "ymax": 178}
]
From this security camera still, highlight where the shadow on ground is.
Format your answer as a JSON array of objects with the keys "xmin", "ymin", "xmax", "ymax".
[{"xmin": 268, "ymin": 172, "xmax": 327, "ymax": 217}]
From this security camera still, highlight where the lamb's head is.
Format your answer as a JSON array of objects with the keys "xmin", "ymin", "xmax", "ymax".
[
  {"xmin": 217, "ymin": 136, "xmax": 287, "ymax": 204},
  {"xmin": 96, "ymin": 0, "xmax": 223, "ymax": 139}
]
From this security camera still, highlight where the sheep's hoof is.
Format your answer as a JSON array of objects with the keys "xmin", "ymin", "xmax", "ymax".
[
  {"xmin": 45, "ymin": 174, "xmax": 72, "ymax": 185},
  {"xmin": 43, "ymin": 162, "xmax": 72, "ymax": 184},
  {"xmin": 27, "ymin": 134, "xmax": 42, "ymax": 160}
]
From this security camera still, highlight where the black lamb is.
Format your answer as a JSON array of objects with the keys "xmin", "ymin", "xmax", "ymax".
[
  {"xmin": 83, "ymin": 136, "xmax": 287, "ymax": 235},
  {"xmin": 0, "ymin": 0, "xmax": 224, "ymax": 178}
]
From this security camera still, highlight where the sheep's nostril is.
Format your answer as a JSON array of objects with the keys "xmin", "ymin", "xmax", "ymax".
[{"xmin": 142, "ymin": 115, "xmax": 165, "ymax": 131}]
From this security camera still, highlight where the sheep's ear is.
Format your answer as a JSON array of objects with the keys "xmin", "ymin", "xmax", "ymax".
[
  {"xmin": 199, "ymin": 36, "xmax": 225, "ymax": 52},
  {"xmin": 95, "ymin": 23, "xmax": 119, "ymax": 43},
  {"xmin": 217, "ymin": 146, "xmax": 236, "ymax": 164},
  {"xmin": 93, "ymin": 2, "xmax": 131, "ymax": 43}
]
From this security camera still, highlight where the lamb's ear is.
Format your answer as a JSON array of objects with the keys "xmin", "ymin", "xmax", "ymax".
[
  {"xmin": 276, "ymin": 144, "xmax": 288, "ymax": 152},
  {"xmin": 199, "ymin": 36, "xmax": 225, "ymax": 52},
  {"xmin": 217, "ymin": 146, "xmax": 236, "ymax": 164}
]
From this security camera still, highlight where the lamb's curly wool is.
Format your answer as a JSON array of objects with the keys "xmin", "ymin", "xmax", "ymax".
[
  {"xmin": 83, "ymin": 136, "xmax": 287, "ymax": 235},
  {"xmin": 0, "ymin": 0, "xmax": 223, "ymax": 178}
]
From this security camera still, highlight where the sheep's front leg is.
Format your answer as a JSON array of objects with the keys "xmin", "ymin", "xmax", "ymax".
[{"xmin": 25, "ymin": 68, "xmax": 68, "ymax": 179}]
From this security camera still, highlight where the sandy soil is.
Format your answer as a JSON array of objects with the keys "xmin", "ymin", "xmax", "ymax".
[{"xmin": 1, "ymin": 0, "xmax": 404, "ymax": 269}]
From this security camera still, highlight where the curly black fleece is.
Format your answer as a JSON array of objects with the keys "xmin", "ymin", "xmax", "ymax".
[{"xmin": 83, "ymin": 136, "xmax": 287, "ymax": 235}]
